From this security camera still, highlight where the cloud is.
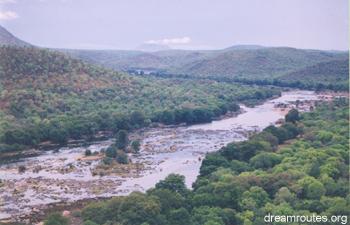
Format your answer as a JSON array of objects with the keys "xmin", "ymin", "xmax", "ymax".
[
  {"xmin": 146, "ymin": 37, "xmax": 191, "ymax": 45},
  {"xmin": 0, "ymin": 10, "xmax": 18, "ymax": 20},
  {"xmin": 0, "ymin": 0, "xmax": 17, "ymax": 20}
]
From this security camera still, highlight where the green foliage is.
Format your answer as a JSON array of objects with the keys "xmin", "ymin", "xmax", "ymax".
[
  {"xmin": 115, "ymin": 130, "xmax": 129, "ymax": 150},
  {"xmin": 306, "ymin": 180, "xmax": 326, "ymax": 200},
  {"xmin": 263, "ymin": 126, "xmax": 289, "ymax": 144},
  {"xmin": 118, "ymin": 192, "xmax": 162, "ymax": 225},
  {"xmin": 82, "ymin": 202, "xmax": 109, "ymax": 224},
  {"xmin": 130, "ymin": 111, "xmax": 146, "ymax": 128},
  {"xmin": 131, "ymin": 140, "xmax": 141, "ymax": 153},
  {"xmin": 105, "ymin": 146, "xmax": 117, "ymax": 158},
  {"xmin": 220, "ymin": 140, "xmax": 270, "ymax": 161},
  {"xmin": 0, "ymin": 46, "xmax": 282, "ymax": 154},
  {"xmin": 196, "ymin": 102, "xmax": 349, "ymax": 224},
  {"xmin": 104, "ymin": 146, "xmax": 128, "ymax": 164},
  {"xmin": 85, "ymin": 149, "xmax": 92, "ymax": 156},
  {"xmin": 249, "ymin": 153, "xmax": 281, "ymax": 169},
  {"xmin": 191, "ymin": 206, "xmax": 237, "ymax": 225},
  {"xmin": 147, "ymin": 188, "xmax": 186, "ymax": 214},
  {"xmin": 116, "ymin": 150, "xmax": 128, "ymax": 164},
  {"xmin": 83, "ymin": 221, "xmax": 99, "ymax": 225},
  {"xmin": 241, "ymin": 186, "xmax": 270, "ymax": 210},
  {"xmin": 155, "ymin": 174, "xmax": 189, "ymax": 197},
  {"xmin": 285, "ymin": 109, "xmax": 300, "ymax": 123},
  {"xmin": 80, "ymin": 102, "xmax": 349, "ymax": 225},
  {"xmin": 167, "ymin": 207, "xmax": 192, "ymax": 225},
  {"xmin": 67, "ymin": 47, "xmax": 349, "ymax": 91},
  {"xmin": 102, "ymin": 157, "xmax": 113, "ymax": 165},
  {"xmin": 44, "ymin": 213, "xmax": 69, "ymax": 225}
]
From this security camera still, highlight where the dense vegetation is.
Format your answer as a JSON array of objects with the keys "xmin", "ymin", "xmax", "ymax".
[
  {"xmin": 66, "ymin": 47, "xmax": 349, "ymax": 91},
  {"xmin": 277, "ymin": 59, "xmax": 349, "ymax": 90},
  {"xmin": 0, "ymin": 46, "xmax": 280, "ymax": 153},
  {"xmin": 76, "ymin": 99, "xmax": 349, "ymax": 225}
]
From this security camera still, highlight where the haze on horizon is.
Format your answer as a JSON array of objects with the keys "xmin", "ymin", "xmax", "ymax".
[{"xmin": 0, "ymin": 0, "xmax": 348, "ymax": 51}]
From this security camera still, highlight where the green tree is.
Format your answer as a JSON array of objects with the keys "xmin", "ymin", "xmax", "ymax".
[
  {"xmin": 147, "ymin": 188, "xmax": 186, "ymax": 214},
  {"xmin": 105, "ymin": 146, "xmax": 117, "ymax": 158},
  {"xmin": 131, "ymin": 140, "xmax": 141, "ymax": 153},
  {"xmin": 85, "ymin": 149, "xmax": 92, "ymax": 156},
  {"xmin": 285, "ymin": 108, "xmax": 300, "ymax": 123},
  {"xmin": 44, "ymin": 213, "xmax": 69, "ymax": 225},
  {"xmin": 249, "ymin": 152, "xmax": 281, "ymax": 169},
  {"xmin": 155, "ymin": 174, "xmax": 189, "ymax": 196},
  {"xmin": 118, "ymin": 192, "xmax": 162, "ymax": 225},
  {"xmin": 264, "ymin": 126, "xmax": 289, "ymax": 144},
  {"xmin": 274, "ymin": 187, "xmax": 295, "ymax": 204},
  {"xmin": 115, "ymin": 130, "xmax": 129, "ymax": 150},
  {"xmin": 83, "ymin": 221, "xmax": 98, "ymax": 225},
  {"xmin": 168, "ymin": 208, "xmax": 192, "ymax": 225},
  {"xmin": 241, "ymin": 186, "xmax": 270, "ymax": 210},
  {"xmin": 306, "ymin": 181, "xmax": 326, "ymax": 200},
  {"xmin": 48, "ymin": 127, "xmax": 68, "ymax": 145},
  {"xmin": 116, "ymin": 150, "xmax": 128, "ymax": 164},
  {"xmin": 130, "ymin": 111, "xmax": 145, "ymax": 127},
  {"xmin": 82, "ymin": 202, "xmax": 109, "ymax": 224}
]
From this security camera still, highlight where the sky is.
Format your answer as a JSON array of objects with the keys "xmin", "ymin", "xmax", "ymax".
[{"xmin": 0, "ymin": 0, "xmax": 348, "ymax": 50}]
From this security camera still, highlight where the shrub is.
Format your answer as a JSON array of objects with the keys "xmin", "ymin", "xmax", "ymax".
[
  {"xmin": 85, "ymin": 149, "xmax": 92, "ymax": 156},
  {"xmin": 18, "ymin": 165, "xmax": 26, "ymax": 173},
  {"xmin": 44, "ymin": 212, "xmax": 69, "ymax": 225},
  {"xmin": 131, "ymin": 140, "xmax": 141, "ymax": 153},
  {"xmin": 115, "ymin": 130, "xmax": 129, "ymax": 150},
  {"xmin": 116, "ymin": 150, "xmax": 128, "ymax": 164},
  {"xmin": 105, "ymin": 146, "xmax": 117, "ymax": 158},
  {"xmin": 285, "ymin": 108, "xmax": 300, "ymax": 123}
]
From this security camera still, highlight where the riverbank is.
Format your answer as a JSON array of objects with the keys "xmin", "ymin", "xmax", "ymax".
[{"xmin": 0, "ymin": 90, "xmax": 342, "ymax": 224}]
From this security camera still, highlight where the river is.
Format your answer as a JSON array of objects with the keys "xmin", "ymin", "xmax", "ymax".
[{"xmin": 0, "ymin": 90, "xmax": 327, "ymax": 222}]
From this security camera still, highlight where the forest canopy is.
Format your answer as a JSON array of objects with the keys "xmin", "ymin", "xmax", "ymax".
[
  {"xmin": 76, "ymin": 99, "xmax": 349, "ymax": 225},
  {"xmin": 0, "ymin": 46, "xmax": 280, "ymax": 154}
]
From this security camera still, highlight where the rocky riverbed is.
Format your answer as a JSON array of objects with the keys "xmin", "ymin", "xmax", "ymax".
[{"xmin": 0, "ymin": 90, "xmax": 341, "ymax": 223}]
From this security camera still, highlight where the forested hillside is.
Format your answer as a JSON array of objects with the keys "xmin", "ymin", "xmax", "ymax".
[
  {"xmin": 76, "ymin": 99, "xmax": 349, "ymax": 225},
  {"xmin": 171, "ymin": 48, "xmax": 346, "ymax": 78},
  {"xmin": 0, "ymin": 46, "xmax": 280, "ymax": 153},
  {"xmin": 278, "ymin": 59, "xmax": 349, "ymax": 89},
  {"xmin": 65, "ymin": 47, "xmax": 349, "ymax": 91}
]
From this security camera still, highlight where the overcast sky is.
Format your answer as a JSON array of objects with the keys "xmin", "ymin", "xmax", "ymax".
[{"xmin": 0, "ymin": 0, "xmax": 348, "ymax": 50}]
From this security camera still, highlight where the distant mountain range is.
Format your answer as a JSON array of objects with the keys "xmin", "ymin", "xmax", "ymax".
[
  {"xmin": 0, "ymin": 25, "xmax": 31, "ymax": 47},
  {"xmin": 62, "ymin": 45, "xmax": 348, "ymax": 84},
  {"xmin": 0, "ymin": 24, "xmax": 348, "ymax": 89}
]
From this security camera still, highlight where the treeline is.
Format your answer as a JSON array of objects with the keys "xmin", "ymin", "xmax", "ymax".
[
  {"xmin": 135, "ymin": 71, "xmax": 349, "ymax": 91},
  {"xmin": 228, "ymin": 78, "xmax": 349, "ymax": 92},
  {"xmin": 0, "ymin": 101, "xmax": 244, "ymax": 152},
  {"xmin": 47, "ymin": 98, "xmax": 349, "ymax": 225},
  {"xmin": 151, "ymin": 103, "xmax": 240, "ymax": 125},
  {"xmin": 0, "ymin": 46, "xmax": 280, "ymax": 154}
]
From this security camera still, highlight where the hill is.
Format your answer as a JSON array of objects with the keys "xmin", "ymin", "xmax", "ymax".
[
  {"xmin": 279, "ymin": 59, "xmax": 349, "ymax": 88},
  {"xmin": 0, "ymin": 25, "xmax": 31, "ymax": 47},
  {"xmin": 0, "ymin": 46, "xmax": 279, "ymax": 152},
  {"xmin": 171, "ymin": 47, "xmax": 348, "ymax": 79},
  {"xmin": 65, "ymin": 46, "xmax": 348, "ymax": 90}
]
